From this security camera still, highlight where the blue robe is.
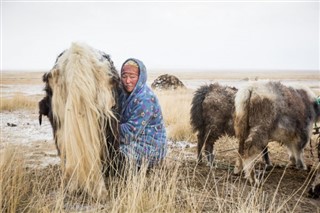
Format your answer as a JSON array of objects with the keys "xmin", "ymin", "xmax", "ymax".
[{"xmin": 119, "ymin": 58, "xmax": 167, "ymax": 166}]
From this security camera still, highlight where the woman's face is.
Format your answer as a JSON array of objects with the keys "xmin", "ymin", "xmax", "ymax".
[{"xmin": 121, "ymin": 65, "xmax": 139, "ymax": 93}]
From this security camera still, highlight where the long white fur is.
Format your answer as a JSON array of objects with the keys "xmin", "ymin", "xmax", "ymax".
[{"xmin": 51, "ymin": 42, "xmax": 116, "ymax": 199}]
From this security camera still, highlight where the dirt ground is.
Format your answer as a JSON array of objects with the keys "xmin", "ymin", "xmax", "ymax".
[
  {"xmin": 1, "ymin": 71, "xmax": 320, "ymax": 212},
  {"xmin": 178, "ymin": 136, "xmax": 320, "ymax": 212}
]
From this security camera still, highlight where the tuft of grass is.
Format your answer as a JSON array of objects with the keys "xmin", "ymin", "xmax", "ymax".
[
  {"xmin": 0, "ymin": 146, "xmax": 63, "ymax": 212},
  {"xmin": 0, "ymin": 147, "xmax": 29, "ymax": 212},
  {"xmin": 0, "ymin": 93, "xmax": 38, "ymax": 112},
  {"xmin": 107, "ymin": 160, "xmax": 180, "ymax": 212}
]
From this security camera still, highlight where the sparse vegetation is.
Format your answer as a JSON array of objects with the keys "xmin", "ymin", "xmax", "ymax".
[
  {"xmin": 156, "ymin": 89, "xmax": 196, "ymax": 142},
  {"xmin": 0, "ymin": 147, "xmax": 29, "ymax": 212},
  {"xmin": 1, "ymin": 72, "xmax": 320, "ymax": 212},
  {"xmin": 0, "ymin": 93, "xmax": 39, "ymax": 112},
  {"xmin": 1, "ymin": 144, "xmax": 318, "ymax": 212}
]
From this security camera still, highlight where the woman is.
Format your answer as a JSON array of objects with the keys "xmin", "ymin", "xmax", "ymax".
[{"xmin": 119, "ymin": 58, "xmax": 167, "ymax": 168}]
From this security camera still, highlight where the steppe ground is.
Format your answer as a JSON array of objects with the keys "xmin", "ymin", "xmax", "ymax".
[{"xmin": 1, "ymin": 70, "xmax": 320, "ymax": 212}]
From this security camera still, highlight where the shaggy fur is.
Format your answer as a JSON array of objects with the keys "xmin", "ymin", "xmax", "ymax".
[
  {"xmin": 190, "ymin": 83, "xmax": 270, "ymax": 166},
  {"xmin": 190, "ymin": 83, "xmax": 237, "ymax": 165},
  {"xmin": 39, "ymin": 42, "xmax": 121, "ymax": 200},
  {"xmin": 308, "ymin": 131, "xmax": 320, "ymax": 199},
  {"xmin": 234, "ymin": 81, "xmax": 320, "ymax": 185}
]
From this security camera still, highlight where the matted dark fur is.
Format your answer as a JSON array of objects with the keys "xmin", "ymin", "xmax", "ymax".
[
  {"xmin": 39, "ymin": 75, "xmax": 58, "ymax": 153},
  {"xmin": 190, "ymin": 83, "xmax": 270, "ymax": 166},
  {"xmin": 190, "ymin": 83, "xmax": 237, "ymax": 165},
  {"xmin": 234, "ymin": 81, "xmax": 320, "ymax": 185}
]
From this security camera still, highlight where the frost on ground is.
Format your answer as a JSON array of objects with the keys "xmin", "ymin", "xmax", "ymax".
[
  {"xmin": 0, "ymin": 110, "xmax": 60, "ymax": 168},
  {"xmin": 0, "ymin": 110, "xmax": 195, "ymax": 169}
]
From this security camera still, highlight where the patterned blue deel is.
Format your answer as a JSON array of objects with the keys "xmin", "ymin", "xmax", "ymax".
[{"xmin": 119, "ymin": 58, "xmax": 167, "ymax": 166}]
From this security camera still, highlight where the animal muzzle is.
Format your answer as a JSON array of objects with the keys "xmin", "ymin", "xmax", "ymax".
[{"xmin": 38, "ymin": 97, "xmax": 50, "ymax": 125}]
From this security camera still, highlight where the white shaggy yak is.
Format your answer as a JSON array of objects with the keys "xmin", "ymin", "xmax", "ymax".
[{"xmin": 39, "ymin": 42, "xmax": 121, "ymax": 200}]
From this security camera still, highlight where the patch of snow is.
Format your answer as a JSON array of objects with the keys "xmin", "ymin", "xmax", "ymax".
[
  {"xmin": 0, "ymin": 110, "xmax": 52, "ymax": 146},
  {"xmin": 0, "ymin": 110, "xmax": 59, "ymax": 168}
]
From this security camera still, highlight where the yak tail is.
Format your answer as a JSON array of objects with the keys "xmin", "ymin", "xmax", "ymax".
[
  {"xmin": 234, "ymin": 85, "xmax": 253, "ymax": 155},
  {"xmin": 190, "ymin": 85, "xmax": 211, "ymax": 133}
]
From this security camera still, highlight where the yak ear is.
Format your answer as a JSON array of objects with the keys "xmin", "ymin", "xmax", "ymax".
[{"xmin": 42, "ymin": 72, "xmax": 52, "ymax": 83}]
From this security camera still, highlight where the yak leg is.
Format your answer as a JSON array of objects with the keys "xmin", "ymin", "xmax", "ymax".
[
  {"xmin": 234, "ymin": 155, "xmax": 243, "ymax": 175},
  {"xmin": 262, "ymin": 146, "xmax": 273, "ymax": 171},
  {"xmin": 286, "ymin": 141, "xmax": 307, "ymax": 170},
  {"xmin": 198, "ymin": 129, "xmax": 215, "ymax": 165},
  {"xmin": 234, "ymin": 137, "xmax": 245, "ymax": 175},
  {"xmin": 197, "ymin": 130, "xmax": 206, "ymax": 163},
  {"xmin": 204, "ymin": 138, "xmax": 215, "ymax": 167}
]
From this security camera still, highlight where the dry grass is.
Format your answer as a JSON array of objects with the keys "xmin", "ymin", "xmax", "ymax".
[
  {"xmin": 0, "ymin": 147, "xmax": 29, "ymax": 212},
  {"xmin": 0, "ymin": 93, "xmax": 39, "ymax": 112},
  {"xmin": 1, "ymin": 72, "xmax": 44, "ymax": 85},
  {"xmin": 1, "ymin": 145, "xmax": 316, "ymax": 212},
  {"xmin": 156, "ymin": 89, "xmax": 196, "ymax": 142}
]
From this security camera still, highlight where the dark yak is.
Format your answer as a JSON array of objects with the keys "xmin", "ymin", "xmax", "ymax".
[
  {"xmin": 190, "ymin": 83, "xmax": 271, "ymax": 166},
  {"xmin": 234, "ymin": 81, "xmax": 320, "ymax": 186},
  {"xmin": 38, "ymin": 42, "xmax": 121, "ymax": 200}
]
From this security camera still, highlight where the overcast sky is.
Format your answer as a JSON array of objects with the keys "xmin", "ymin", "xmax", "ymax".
[{"xmin": 1, "ymin": 1, "xmax": 319, "ymax": 72}]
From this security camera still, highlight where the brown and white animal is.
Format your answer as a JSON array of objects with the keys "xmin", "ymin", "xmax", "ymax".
[
  {"xmin": 234, "ymin": 81, "xmax": 320, "ymax": 185},
  {"xmin": 190, "ymin": 83, "xmax": 271, "ymax": 166},
  {"xmin": 308, "ymin": 130, "xmax": 320, "ymax": 199},
  {"xmin": 38, "ymin": 42, "xmax": 121, "ymax": 200}
]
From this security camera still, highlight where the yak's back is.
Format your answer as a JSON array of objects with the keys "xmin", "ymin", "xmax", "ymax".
[{"xmin": 235, "ymin": 81, "xmax": 318, "ymax": 142}]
